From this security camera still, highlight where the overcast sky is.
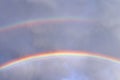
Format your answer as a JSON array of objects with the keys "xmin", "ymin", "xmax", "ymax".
[
  {"xmin": 1, "ymin": 0, "xmax": 120, "ymax": 80},
  {"xmin": 0, "ymin": 0, "xmax": 120, "ymax": 65}
]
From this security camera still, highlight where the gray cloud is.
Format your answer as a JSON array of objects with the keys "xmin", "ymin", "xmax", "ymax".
[{"xmin": 97, "ymin": 0, "xmax": 120, "ymax": 40}]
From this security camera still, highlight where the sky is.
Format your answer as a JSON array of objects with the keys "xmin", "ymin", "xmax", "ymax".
[
  {"xmin": 0, "ymin": 0, "xmax": 120, "ymax": 80},
  {"xmin": 0, "ymin": 0, "xmax": 120, "ymax": 64}
]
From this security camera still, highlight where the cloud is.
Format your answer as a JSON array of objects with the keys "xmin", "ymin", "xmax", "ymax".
[{"xmin": 98, "ymin": 0, "xmax": 120, "ymax": 34}]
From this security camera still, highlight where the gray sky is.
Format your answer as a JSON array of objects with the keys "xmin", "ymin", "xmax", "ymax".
[
  {"xmin": 1, "ymin": 0, "xmax": 120, "ymax": 80},
  {"xmin": 0, "ymin": 0, "xmax": 120, "ymax": 70}
]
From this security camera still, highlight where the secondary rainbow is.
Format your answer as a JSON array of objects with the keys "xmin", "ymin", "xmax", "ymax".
[
  {"xmin": 0, "ymin": 17, "xmax": 95, "ymax": 32},
  {"xmin": 0, "ymin": 51, "xmax": 120, "ymax": 70}
]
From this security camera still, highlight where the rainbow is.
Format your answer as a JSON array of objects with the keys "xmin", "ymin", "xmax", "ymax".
[
  {"xmin": 0, "ymin": 17, "xmax": 95, "ymax": 32},
  {"xmin": 0, "ymin": 51, "xmax": 120, "ymax": 70}
]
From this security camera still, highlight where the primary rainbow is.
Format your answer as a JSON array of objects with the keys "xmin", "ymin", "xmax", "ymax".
[
  {"xmin": 0, "ymin": 51, "xmax": 120, "ymax": 70},
  {"xmin": 0, "ymin": 17, "xmax": 95, "ymax": 32}
]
